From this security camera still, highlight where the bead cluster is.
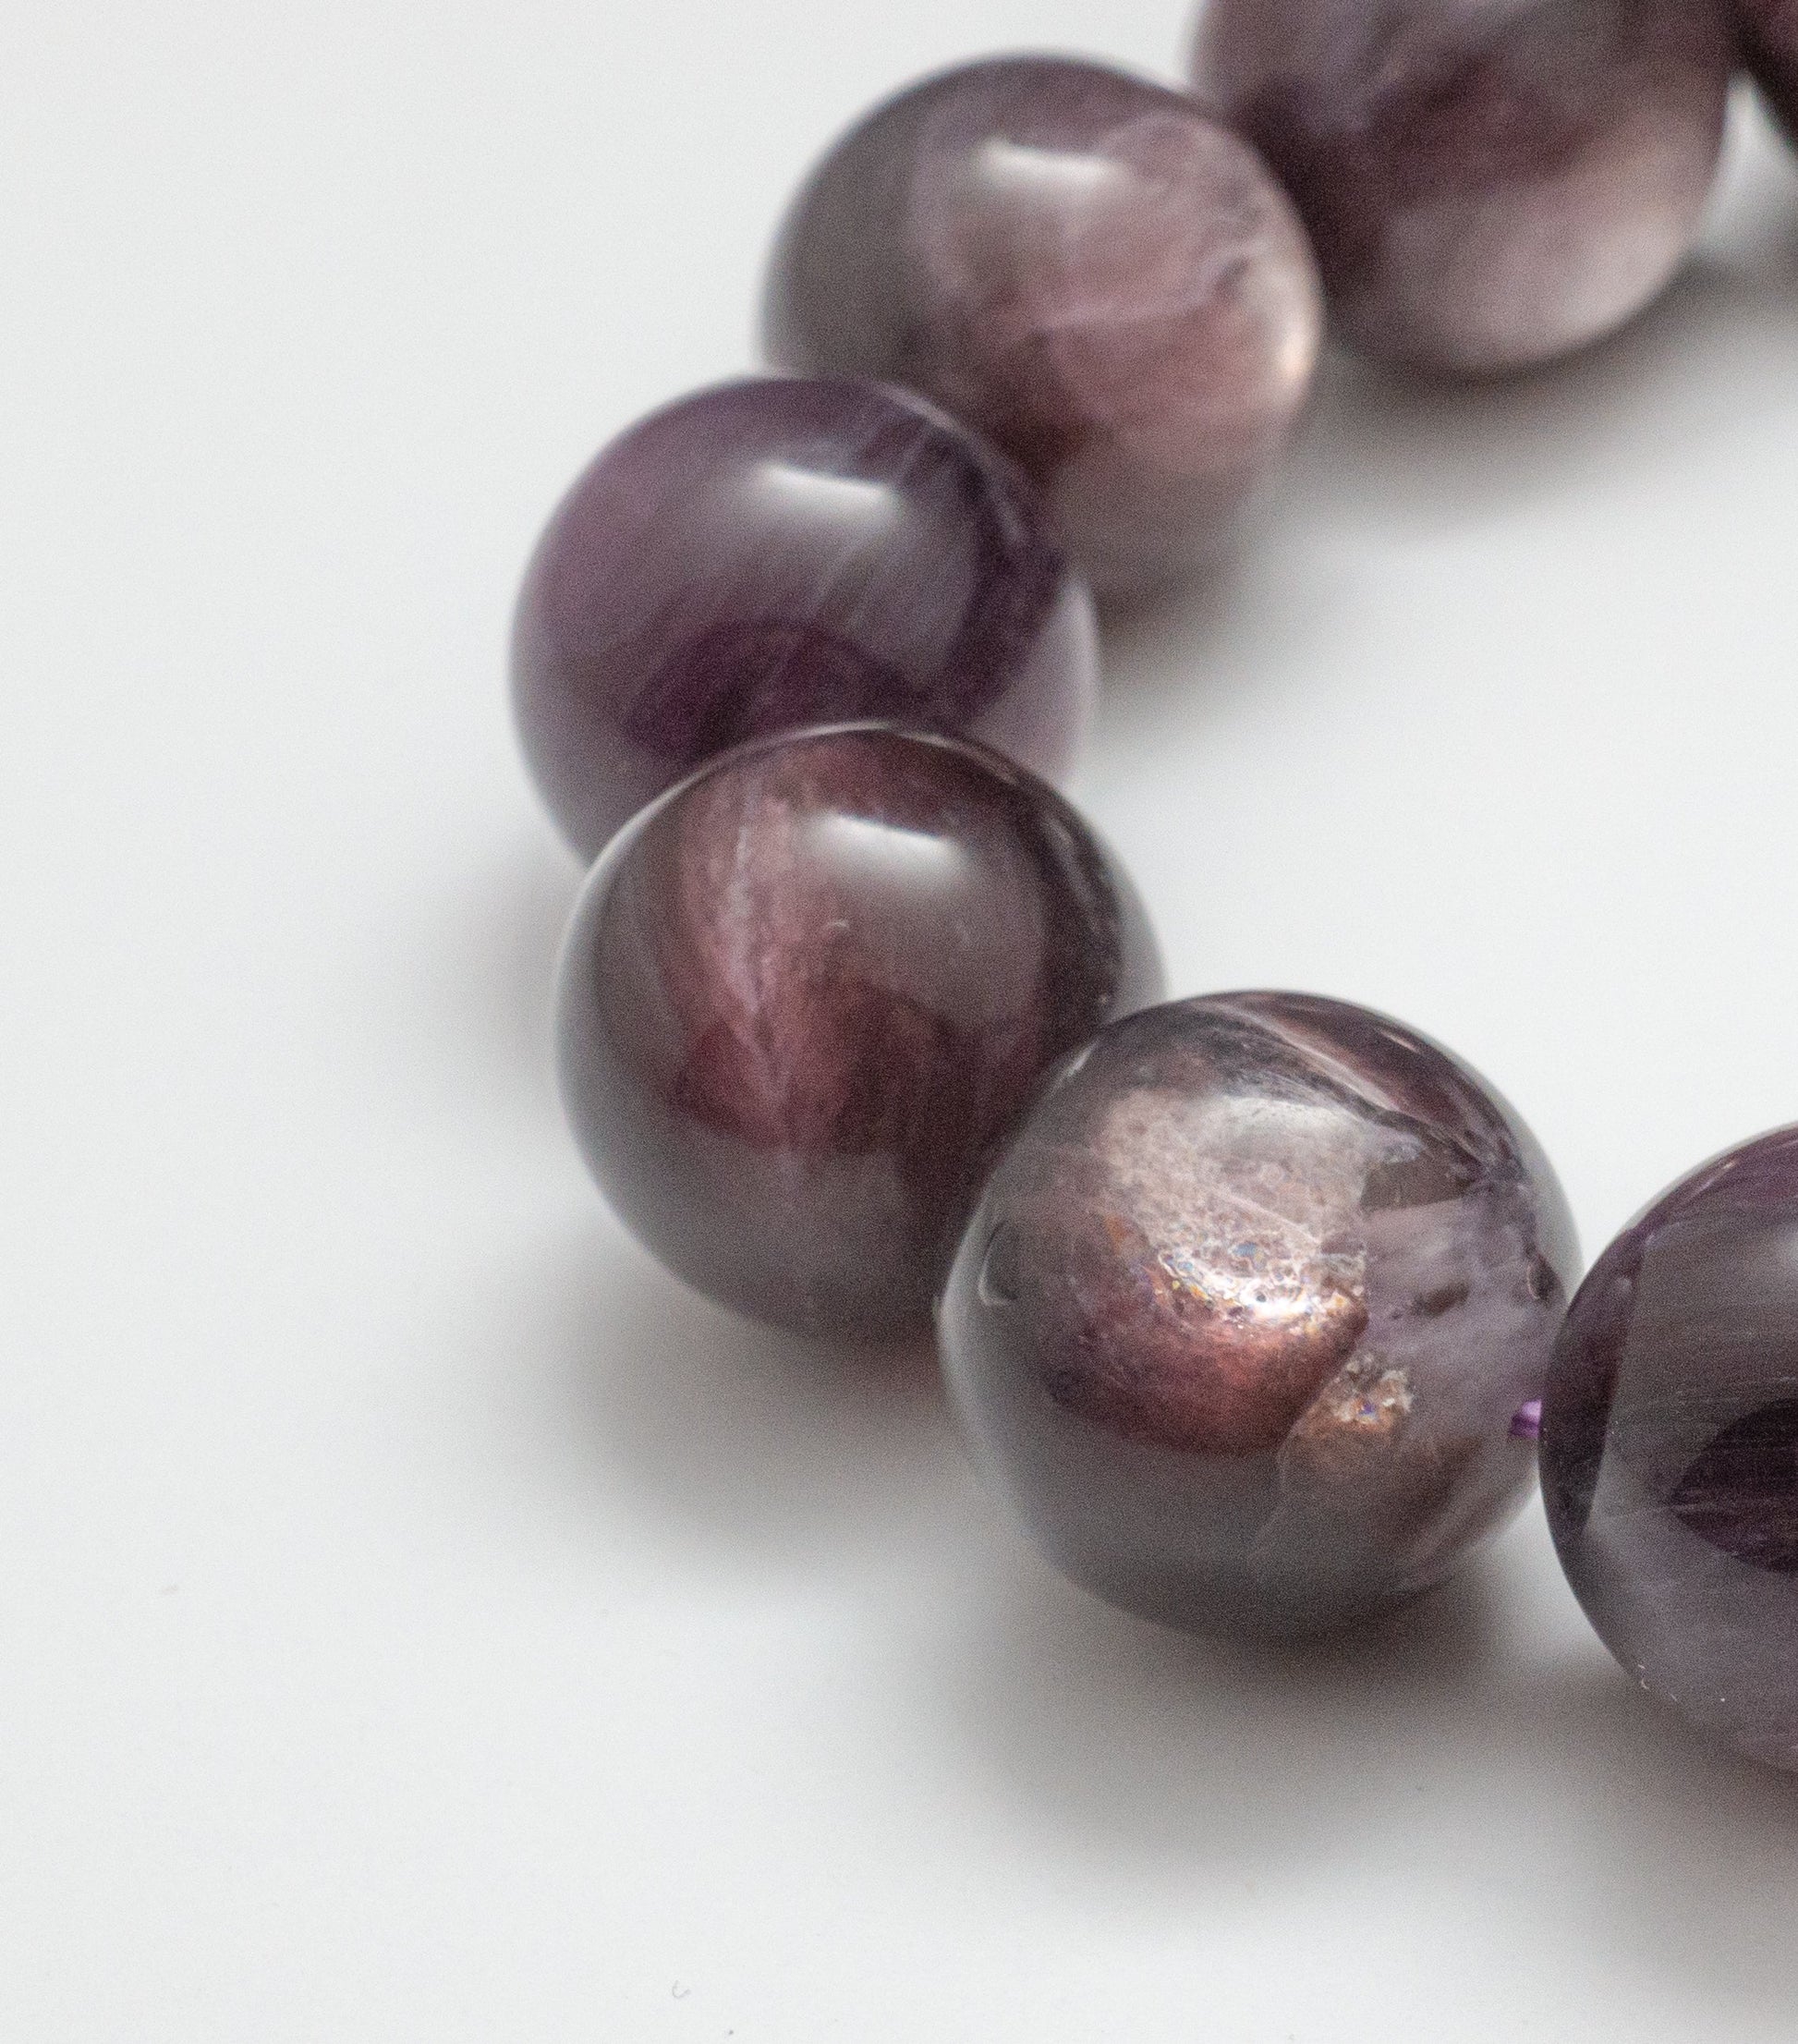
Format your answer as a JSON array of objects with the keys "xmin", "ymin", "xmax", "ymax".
[{"xmin": 514, "ymin": 2, "xmax": 1798, "ymax": 1771}]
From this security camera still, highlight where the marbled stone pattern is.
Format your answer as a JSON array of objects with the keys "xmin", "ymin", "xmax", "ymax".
[
  {"xmin": 941, "ymin": 992, "xmax": 1579, "ymax": 1636},
  {"xmin": 1543, "ymin": 1126, "xmax": 1798, "ymax": 1770},
  {"xmin": 556, "ymin": 724, "xmax": 1163, "ymax": 1343},
  {"xmin": 1739, "ymin": 0, "xmax": 1798, "ymax": 138},
  {"xmin": 513, "ymin": 376, "xmax": 1097, "ymax": 859},
  {"xmin": 766, "ymin": 57, "xmax": 1323, "ymax": 595},
  {"xmin": 1191, "ymin": 0, "xmax": 1734, "ymax": 372}
]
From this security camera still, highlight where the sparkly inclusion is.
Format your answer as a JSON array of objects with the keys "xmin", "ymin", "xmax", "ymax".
[{"xmin": 942, "ymin": 992, "xmax": 1579, "ymax": 1636}]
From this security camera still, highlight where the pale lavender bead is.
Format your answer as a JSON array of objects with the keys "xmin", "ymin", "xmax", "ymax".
[
  {"xmin": 513, "ymin": 377, "xmax": 1097, "ymax": 859},
  {"xmin": 1544, "ymin": 1128, "xmax": 1798, "ymax": 1770},
  {"xmin": 1739, "ymin": 1, "xmax": 1798, "ymax": 139},
  {"xmin": 940, "ymin": 992, "xmax": 1579, "ymax": 1636},
  {"xmin": 1191, "ymin": 0, "xmax": 1735, "ymax": 373},
  {"xmin": 765, "ymin": 57, "xmax": 1323, "ymax": 594}
]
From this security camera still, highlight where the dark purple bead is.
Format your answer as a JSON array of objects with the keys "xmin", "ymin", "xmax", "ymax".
[
  {"xmin": 941, "ymin": 992, "xmax": 1578, "ymax": 1636},
  {"xmin": 765, "ymin": 56, "xmax": 1323, "ymax": 595},
  {"xmin": 1190, "ymin": 0, "xmax": 1734, "ymax": 372},
  {"xmin": 555, "ymin": 725, "xmax": 1162, "ymax": 1342},
  {"xmin": 1739, "ymin": 1, "xmax": 1798, "ymax": 139},
  {"xmin": 1542, "ymin": 1127, "xmax": 1798, "ymax": 1770},
  {"xmin": 513, "ymin": 376, "xmax": 1097, "ymax": 860}
]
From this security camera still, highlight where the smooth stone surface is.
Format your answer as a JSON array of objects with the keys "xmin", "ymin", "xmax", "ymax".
[
  {"xmin": 941, "ymin": 992, "xmax": 1578, "ymax": 1636},
  {"xmin": 1191, "ymin": 0, "xmax": 1734, "ymax": 373},
  {"xmin": 766, "ymin": 56, "xmax": 1323, "ymax": 594},
  {"xmin": 1740, "ymin": 0, "xmax": 1798, "ymax": 138},
  {"xmin": 513, "ymin": 376, "xmax": 1097, "ymax": 859},
  {"xmin": 1543, "ymin": 1126, "xmax": 1798, "ymax": 1770},
  {"xmin": 556, "ymin": 724, "xmax": 1162, "ymax": 1342}
]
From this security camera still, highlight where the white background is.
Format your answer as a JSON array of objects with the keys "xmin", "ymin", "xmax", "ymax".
[{"xmin": 6, "ymin": 1, "xmax": 1798, "ymax": 2037}]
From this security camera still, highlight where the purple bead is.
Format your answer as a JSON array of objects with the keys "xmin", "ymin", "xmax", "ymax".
[
  {"xmin": 765, "ymin": 57, "xmax": 1323, "ymax": 595},
  {"xmin": 1740, "ymin": 1, "xmax": 1798, "ymax": 138},
  {"xmin": 940, "ymin": 992, "xmax": 1578, "ymax": 1636},
  {"xmin": 555, "ymin": 725, "xmax": 1162, "ymax": 1342},
  {"xmin": 513, "ymin": 377, "xmax": 1097, "ymax": 859},
  {"xmin": 1542, "ymin": 1128, "xmax": 1798, "ymax": 1770},
  {"xmin": 1190, "ymin": 0, "xmax": 1734, "ymax": 373}
]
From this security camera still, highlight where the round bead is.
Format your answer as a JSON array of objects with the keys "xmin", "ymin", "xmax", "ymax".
[
  {"xmin": 513, "ymin": 377, "xmax": 1097, "ymax": 860},
  {"xmin": 941, "ymin": 992, "xmax": 1578, "ymax": 1636},
  {"xmin": 1542, "ymin": 1128, "xmax": 1798, "ymax": 1770},
  {"xmin": 764, "ymin": 56, "xmax": 1324, "ymax": 595},
  {"xmin": 1740, "ymin": 1, "xmax": 1798, "ymax": 139},
  {"xmin": 1190, "ymin": 0, "xmax": 1734, "ymax": 373},
  {"xmin": 556, "ymin": 725, "xmax": 1162, "ymax": 1342}
]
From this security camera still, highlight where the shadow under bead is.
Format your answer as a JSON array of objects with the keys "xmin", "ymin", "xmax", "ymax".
[
  {"xmin": 765, "ymin": 55, "xmax": 1323, "ymax": 596},
  {"xmin": 1191, "ymin": 0, "xmax": 1735, "ymax": 373},
  {"xmin": 1543, "ymin": 1127, "xmax": 1798, "ymax": 1770},
  {"xmin": 512, "ymin": 376, "xmax": 1097, "ymax": 860},
  {"xmin": 940, "ymin": 992, "xmax": 1579, "ymax": 1637},
  {"xmin": 555, "ymin": 725, "xmax": 1163, "ymax": 1343}
]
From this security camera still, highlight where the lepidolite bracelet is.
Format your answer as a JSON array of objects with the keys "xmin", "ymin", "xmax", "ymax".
[{"xmin": 513, "ymin": 2, "xmax": 1798, "ymax": 1772}]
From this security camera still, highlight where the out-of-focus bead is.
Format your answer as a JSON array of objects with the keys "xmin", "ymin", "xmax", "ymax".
[
  {"xmin": 1191, "ymin": 0, "xmax": 1734, "ymax": 373},
  {"xmin": 1739, "ymin": 1, "xmax": 1798, "ymax": 140}
]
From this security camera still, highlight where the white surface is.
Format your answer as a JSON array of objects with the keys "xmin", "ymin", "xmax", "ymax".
[{"xmin": 6, "ymin": 3, "xmax": 1798, "ymax": 2037}]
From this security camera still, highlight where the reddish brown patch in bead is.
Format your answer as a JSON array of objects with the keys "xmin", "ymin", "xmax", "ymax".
[{"xmin": 942, "ymin": 992, "xmax": 1578, "ymax": 1636}]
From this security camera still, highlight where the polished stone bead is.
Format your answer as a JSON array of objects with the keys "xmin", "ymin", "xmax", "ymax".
[
  {"xmin": 1190, "ymin": 0, "xmax": 1734, "ymax": 373},
  {"xmin": 940, "ymin": 992, "xmax": 1578, "ymax": 1636},
  {"xmin": 1740, "ymin": 1, "xmax": 1798, "ymax": 139},
  {"xmin": 1542, "ymin": 1127, "xmax": 1798, "ymax": 1770},
  {"xmin": 556, "ymin": 725, "xmax": 1162, "ymax": 1342},
  {"xmin": 513, "ymin": 377, "xmax": 1097, "ymax": 859},
  {"xmin": 765, "ymin": 57, "xmax": 1323, "ymax": 594}
]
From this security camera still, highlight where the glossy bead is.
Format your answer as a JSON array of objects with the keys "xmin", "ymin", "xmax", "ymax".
[
  {"xmin": 1542, "ymin": 1128, "xmax": 1798, "ymax": 1770},
  {"xmin": 1740, "ymin": 1, "xmax": 1798, "ymax": 139},
  {"xmin": 1190, "ymin": 0, "xmax": 1734, "ymax": 373},
  {"xmin": 513, "ymin": 377, "xmax": 1097, "ymax": 859},
  {"xmin": 765, "ymin": 57, "xmax": 1323, "ymax": 595},
  {"xmin": 941, "ymin": 992, "xmax": 1578, "ymax": 1636},
  {"xmin": 556, "ymin": 725, "xmax": 1162, "ymax": 1342}
]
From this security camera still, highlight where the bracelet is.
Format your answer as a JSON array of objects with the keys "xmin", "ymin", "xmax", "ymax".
[{"xmin": 513, "ymin": 2, "xmax": 1797, "ymax": 1773}]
